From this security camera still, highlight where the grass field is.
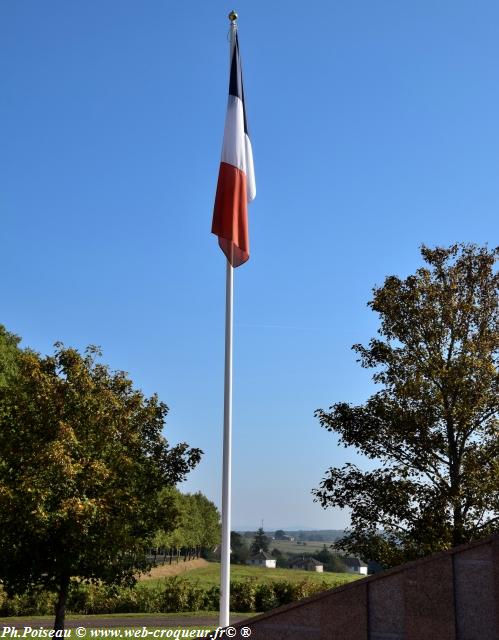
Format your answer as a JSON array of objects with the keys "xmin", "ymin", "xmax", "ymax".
[
  {"xmin": 141, "ymin": 562, "xmax": 359, "ymax": 590},
  {"xmin": 269, "ymin": 539, "xmax": 338, "ymax": 555}
]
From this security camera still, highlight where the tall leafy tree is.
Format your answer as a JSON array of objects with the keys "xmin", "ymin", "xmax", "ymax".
[
  {"xmin": 313, "ymin": 546, "xmax": 347, "ymax": 573},
  {"xmin": 191, "ymin": 492, "xmax": 221, "ymax": 557},
  {"xmin": 230, "ymin": 531, "xmax": 249, "ymax": 564},
  {"xmin": 0, "ymin": 343, "xmax": 201, "ymax": 629},
  {"xmin": 0, "ymin": 324, "xmax": 21, "ymax": 388},
  {"xmin": 179, "ymin": 493, "xmax": 204, "ymax": 560},
  {"xmin": 250, "ymin": 527, "xmax": 270, "ymax": 554},
  {"xmin": 152, "ymin": 489, "xmax": 220, "ymax": 562},
  {"xmin": 314, "ymin": 244, "xmax": 499, "ymax": 568},
  {"xmin": 152, "ymin": 486, "xmax": 185, "ymax": 562}
]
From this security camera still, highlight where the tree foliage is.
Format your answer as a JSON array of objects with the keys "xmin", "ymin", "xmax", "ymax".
[
  {"xmin": 312, "ymin": 546, "xmax": 347, "ymax": 573},
  {"xmin": 192, "ymin": 492, "xmax": 221, "ymax": 555},
  {"xmin": 0, "ymin": 342, "xmax": 202, "ymax": 629},
  {"xmin": 152, "ymin": 488, "xmax": 221, "ymax": 561},
  {"xmin": 250, "ymin": 527, "xmax": 270, "ymax": 554},
  {"xmin": 314, "ymin": 244, "xmax": 499, "ymax": 567},
  {"xmin": 230, "ymin": 531, "xmax": 249, "ymax": 565},
  {"xmin": 0, "ymin": 324, "xmax": 21, "ymax": 388},
  {"xmin": 176, "ymin": 492, "xmax": 221, "ymax": 560}
]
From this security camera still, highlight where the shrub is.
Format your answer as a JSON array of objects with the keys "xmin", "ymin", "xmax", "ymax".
[
  {"xmin": 203, "ymin": 585, "xmax": 220, "ymax": 610},
  {"xmin": 292, "ymin": 579, "xmax": 327, "ymax": 601},
  {"xmin": 230, "ymin": 580, "xmax": 256, "ymax": 612},
  {"xmin": 0, "ymin": 588, "xmax": 56, "ymax": 616},
  {"xmin": 272, "ymin": 580, "xmax": 295, "ymax": 606},
  {"xmin": 254, "ymin": 583, "xmax": 278, "ymax": 612}
]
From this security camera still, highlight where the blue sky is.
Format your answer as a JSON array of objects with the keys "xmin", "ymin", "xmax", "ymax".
[{"xmin": 2, "ymin": 1, "xmax": 498, "ymax": 530}]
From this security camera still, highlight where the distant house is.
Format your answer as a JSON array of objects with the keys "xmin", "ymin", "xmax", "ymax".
[
  {"xmin": 247, "ymin": 551, "xmax": 276, "ymax": 568},
  {"xmin": 281, "ymin": 535, "xmax": 295, "ymax": 542},
  {"xmin": 344, "ymin": 557, "xmax": 368, "ymax": 575},
  {"xmin": 289, "ymin": 557, "xmax": 323, "ymax": 572}
]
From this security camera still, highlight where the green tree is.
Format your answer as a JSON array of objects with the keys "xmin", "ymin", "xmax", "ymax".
[
  {"xmin": 152, "ymin": 486, "xmax": 185, "ymax": 562},
  {"xmin": 274, "ymin": 529, "xmax": 286, "ymax": 540},
  {"xmin": 191, "ymin": 492, "xmax": 221, "ymax": 559},
  {"xmin": 179, "ymin": 493, "xmax": 204, "ymax": 560},
  {"xmin": 270, "ymin": 547, "xmax": 289, "ymax": 568},
  {"xmin": 170, "ymin": 524, "xmax": 187, "ymax": 564},
  {"xmin": 154, "ymin": 490, "xmax": 220, "ymax": 562},
  {"xmin": 0, "ymin": 343, "xmax": 201, "ymax": 630},
  {"xmin": 0, "ymin": 324, "xmax": 21, "ymax": 388},
  {"xmin": 314, "ymin": 244, "xmax": 499, "ymax": 568},
  {"xmin": 313, "ymin": 546, "xmax": 347, "ymax": 573},
  {"xmin": 250, "ymin": 527, "xmax": 270, "ymax": 554},
  {"xmin": 230, "ymin": 531, "xmax": 249, "ymax": 564}
]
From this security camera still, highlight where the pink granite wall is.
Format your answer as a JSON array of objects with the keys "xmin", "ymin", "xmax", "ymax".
[{"xmin": 229, "ymin": 533, "xmax": 499, "ymax": 640}]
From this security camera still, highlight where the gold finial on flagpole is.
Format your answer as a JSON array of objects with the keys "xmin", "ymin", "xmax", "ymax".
[{"xmin": 228, "ymin": 10, "xmax": 238, "ymax": 22}]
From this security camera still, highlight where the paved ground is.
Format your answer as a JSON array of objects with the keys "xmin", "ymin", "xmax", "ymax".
[{"xmin": 0, "ymin": 615, "xmax": 249, "ymax": 629}]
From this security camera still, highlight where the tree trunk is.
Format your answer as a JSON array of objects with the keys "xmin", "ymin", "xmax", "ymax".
[
  {"xmin": 453, "ymin": 503, "xmax": 466, "ymax": 547},
  {"xmin": 54, "ymin": 573, "xmax": 70, "ymax": 631}
]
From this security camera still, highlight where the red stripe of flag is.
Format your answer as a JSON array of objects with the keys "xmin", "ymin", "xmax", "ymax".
[
  {"xmin": 212, "ymin": 32, "xmax": 255, "ymax": 268},
  {"xmin": 212, "ymin": 162, "xmax": 249, "ymax": 268}
]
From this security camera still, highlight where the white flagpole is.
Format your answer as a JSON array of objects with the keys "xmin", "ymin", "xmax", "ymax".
[
  {"xmin": 220, "ymin": 13, "xmax": 237, "ymax": 628},
  {"xmin": 220, "ymin": 259, "xmax": 233, "ymax": 627}
]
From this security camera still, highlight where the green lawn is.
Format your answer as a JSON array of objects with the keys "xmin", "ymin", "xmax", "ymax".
[{"xmin": 142, "ymin": 563, "xmax": 359, "ymax": 590}]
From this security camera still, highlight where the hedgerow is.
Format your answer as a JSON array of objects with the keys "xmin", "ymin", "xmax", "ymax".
[{"xmin": 0, "ymin": 576, "xmax": 335, "ymax": 615}]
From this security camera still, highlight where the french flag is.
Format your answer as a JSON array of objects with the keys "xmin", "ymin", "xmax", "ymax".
[{"xmin": 212, "ymin": 32, "xmax": 256, "ymax": 268}]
